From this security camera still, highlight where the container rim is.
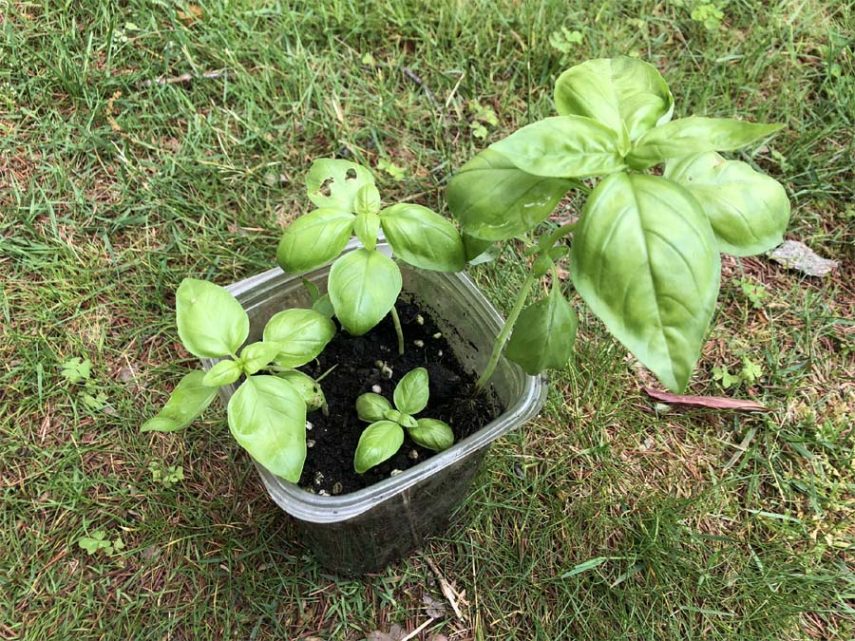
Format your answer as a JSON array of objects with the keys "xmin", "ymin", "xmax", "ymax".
[{"xmin": 224, "ymin": 249, "xmax": 547, "ymax": 523}]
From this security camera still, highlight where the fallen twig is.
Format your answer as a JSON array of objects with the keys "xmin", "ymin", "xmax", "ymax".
[
  {"xmin": 139, "ymin": 69, "xmax": 227, "ymax": 88},
  {"xmin": 401, "ymin": 66, "xmax": 439, "ymax": 109},
  {"xmin": 424, "ymin": 556, "xmax": 466, "ymax": 621},
  {"xmin": 644, "ymin": 388, "xmax": 769, "ymax": 412}
]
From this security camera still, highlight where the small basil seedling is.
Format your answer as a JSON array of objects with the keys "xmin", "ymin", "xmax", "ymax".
[
  {"xmin": 448, "ymin": 56, "xmax": 790, "ymax": 393},
  {"xmin": 353, "ymin": 367, "xmax": 454, "ymax": 473},
  {"xmin": 276, "ymin": 159, "xmax": 466, "ymax": 345},
  {"xmin": 142, "ymin": 278, "xmax": 335, "ymax": 482}
]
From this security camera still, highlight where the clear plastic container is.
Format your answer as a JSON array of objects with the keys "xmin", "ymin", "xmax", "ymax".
[{"xmin": 203, "ymin": 241, "xmax": 546, "ymax": 575}]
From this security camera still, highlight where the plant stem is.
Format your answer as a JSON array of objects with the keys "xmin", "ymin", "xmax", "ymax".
[
  {"xmin": 540, "ymin": 220, "xmax": 578, "ymax": 251},
  {"xmin": 390, "ymin": 305, "xmax": 405, "ymax": 355},
  {"xmin": 475, "ymin": 272, "xmax": 537, "ymax": 390}
]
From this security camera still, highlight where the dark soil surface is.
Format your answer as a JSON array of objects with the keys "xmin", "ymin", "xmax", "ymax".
[{"xmin": 297, "ymin": 298, "xmax": 500, "ymax": 495}]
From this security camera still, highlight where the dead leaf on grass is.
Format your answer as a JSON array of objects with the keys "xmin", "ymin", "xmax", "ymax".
[
  {"xmin": 366, "ymin": 624, "xmax": 404, "ymax": 641},
  {"xmin": 643, "ymin": 388, "xmax": 768, "ymax": 412},
  {"xmin": 422, "ymin": 593, "xmax": 446, "ymax": 619},
  {"xmin": 768, "ymin": 240, "xmax": 839, "ymax": 277}
]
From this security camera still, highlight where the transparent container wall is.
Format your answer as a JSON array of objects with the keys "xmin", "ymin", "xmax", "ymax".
[{"xmin": 211, "ymin": 243, "xmax": 545, "ymax": 575}]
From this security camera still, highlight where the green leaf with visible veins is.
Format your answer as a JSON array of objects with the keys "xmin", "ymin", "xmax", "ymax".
[
  {"xmin": 393, "ymin": 367, "xmax": 429, "ymax": 414},
  {"xmin": 664, "ymin": 152, "xmax": 790, "ymax": 256},
  {"xmin": 276, "ymin": 208, "xmax": 355, "ymax": 273},
  {"xmin": 627, "ymin": 117, "xmax": 783, "ymax": 169},
  {"xmin": 354, "ymin": 420, "xmax": 405, "ymax": 473},
  {"xmin": 227, "ymin": 376, "xmax": 307, "ymax": 482},
  {"xmin": 571, "ymin": 173, "xmax": 721, "ymax": 392},
  {"xmin": 305, "ymin": 158, "xmax": 378, "ymax": 211},
  {"xmin": 408, "ymin": 418, "xmax": 454, "ymax": 451},
  {"xmin": 490, "ymin": 116, "xmax": 626, "ymax": 178},
  {"xmin": 142, "ymin": 371, "xmax": 218, "ymax": 432},
  {"xmin": 554, "ymin": 56, "xmax": 674, "ymax": 141},
  {"xmin": 380, "ymin": 204, "xmax": 465, "ymax": 272},
  {"xmin": 262, "ymin": 308, "xmax": 336, "ymax": 368},
  {"xmin": 328, "ymin": 249, "xmax": 402, "ymax": 336},
  {"xmin": 176, "ymin": 279, "xmax": 249, "ymax": 358},
  {"xmin": 505, "ymin": 283, "xmax": 578, "ymax": 375}
]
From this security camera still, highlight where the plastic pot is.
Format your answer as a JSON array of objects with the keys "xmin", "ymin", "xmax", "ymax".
[{"xmin": 203, "ymin": 241, "xmax": 546, "ymax": 576}]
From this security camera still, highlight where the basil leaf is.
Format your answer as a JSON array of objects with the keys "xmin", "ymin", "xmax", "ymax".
[
  {"xmin": 627, "ymin": 117, "xmax": 783, "ymax": 169},
  {"xmin": 380, "ymin": 204, "xmax": 465, "ymax": 272},
  {"xmin": 505, "ymin": 283, "xmax": 578, "ymax": 375},
  {"xmin": 239, "ymin": 341, "xmax": 283, "ymax": 375},
  {"xmin": 356, "ymin": 392, "xmax": 392, "ymax": 422},
  {"xmin": 571, "ymin": 173, "xmax": 720, "ymax": 392},
  {"xmin": 393, "ymin": 367, "xmax": 429, "ymax": 415},
  {"xmin": 354, "ymin": 420, "xmax": 405, "ymax": 474},
  {"xmin": 305, "ymin": 158, "xmax": 378, "ymax": 211},
  {"xmin": 276, "ymin": 208, "xmax": 356, "ymax": 273},
  {"xmin": 354, "ymin": 183, "xmax": 381, "ymax": 215},
  {"xmin": 409, "ymin": 418, "xmax": 454, "ymax": 451},
  {"xmin": 354, "ymin": 212, "xmax": 381, "ymax": 252},
  {"xmin": 447, "ymin": 148, "xmax": 574, "ymax": 241},
  {"xmin": 664, "ymin": 152, "xmax": 790, "ymax": 256},
  {"xmin": 276, "ymin": 370, "xmax": 326, "ymax": 412},
  {"xmin": 262, "ymin": 308, "xmax": 336, "ymax": 368},
  {"xmin": 328, "ymin": 249, "xmax": 402, "ymax": 336},
  {"xmin": 311, "ymin": 293, "xmax": 335, "ymax": 319},
  {"xmin": 462, "ymin": 233, "xmax": 493, "ymax": 263},
  {"xmin": 176, "ymin": 278, "xmax": 249, "ymax": 358},
  {"xmin": 554, "ymin": 56, "xmax": 674, "ymax": 141},
  {"xmin": 201, "ymin": 359, "xmax": 242, "ymax": 387},
  {"xmin": 227, "ymin": 375, "xmax": 307, "ymax": 482},
  {"xmin": 142, "ymin": 371, "xmax": 217, "ymax": 432},
  {"xmin": 490, "ymin": 116, "xmax": 626, "ymax": 178}
]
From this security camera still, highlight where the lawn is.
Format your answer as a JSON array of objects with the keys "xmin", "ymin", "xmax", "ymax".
[{"xmin": 1, "ymin": 1, "xmax": 853, "ymax": 639}]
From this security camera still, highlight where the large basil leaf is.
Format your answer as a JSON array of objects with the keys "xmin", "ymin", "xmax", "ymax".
[
  {"xmin": 356, "ymin": 392, "xmax": 392, "ymax": 422},
  {"xmin": 276, "ymin": 208, "xmax": 355, "ymax": 273},
  {"xmin": 328, "ymin": 249, "xmax": 402, "ymax": 335},
  {"xmin": 505, "ymin": 283, "xmax": 578, "ymax": 374},
  {"xmin": 262, "ymin": 308, "xmax": 336, "ymax": 368},
  {"xmin": 408, "ymin": 418, "xmax": 454, "ymax": 451},
  {"xmin": 554, "ymin": 57, "xmax": 674, "ymax": 141},
  {"xmin": 176, "ymin": 278, "xmax": 249, "ymax": 358},
  {"xmin": 276, "ymin": 370, "xmax": 326, "ymax": 411},
  {"xmin": 571, "ymin": 173, "xmax": 721, "ymax": 392},
  {"xmin": 490, "ymin": 116, "xmax": 626, "ymax": 178},
  {"xmin": 354, "ymin": 420, "xmax": 405, "ymax": 473},
  {"xmin": 380, "ymin": 204, "xmax": 465, "ymax": 272},
  {"xmin": 305, "ymin": 158, "xmax": 379, "ymax": 211},
  {"xmin": 447, "ymin": 148, "xmax": 575, "ymax": 241},
  {"xmin": 142, "ymin": 371, "xmax": 218, "ymax": 432},
  {"xmin": 227, "ymin": 375, "xmax": 307, "ymax": 482},
  {"xmin": 393, "ymin": 367, "xmax": 429, "ymax": 415},
  {"xmin": 664, "ymin": 152, "xmax": 790, "ymax": 256},
  {"xmin": 627, "ymin": 117, "xmax": 783, "ymax": 169}
]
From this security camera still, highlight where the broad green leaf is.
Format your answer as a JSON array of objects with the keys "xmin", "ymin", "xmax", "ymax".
[
  {"xmin": 505, "ymin": 283, "xmax": 578, "ymax": 375},
  {"xmin": 447, "ymin": 148, "xmax": 575, "ymax": 241},
  {"xmin": 276, "ymin": 370, "xmax": 326, "ymax": 411},
  {"xmin": 276, "ymin": 208, "xmax": 355, "ymax": 273},
  {"xmin": 227, "ymin": 375, "xmax": 307, "ymax": 482},
  {"xmin": 393, "ymin": 367, "xmax": 429, "ymax": 415},
  {"xmin": 409, "ymin": 418, "xmax": 454, "ymax": 451},
  {"xmin": 554, "ymin": 57, "xmax": 674, "ymax": 141},
  {"xmin": 354, "ymin": 420, "xmax": 405, "ymax": 473},
  {"xmin": 664, "ymin": 152, "xmax": 790, "ymax": 256},
  {"xmin": 328, "ymin": 249, "xmax": 402, "ymax": 335},
  {"xmin": 627, "ymin": 117, "xmax": 783, "ymax": 169},
  {"xmin": 462, "ymin": 233, "xmax": 494, "ymax": 263},
  {"xmin": 356, "ymin": 392, "xmax": 392, "ymax": 422},
  {"xmin": 262, "ymin": 308, "xmax": 336, "ymax": 368},
  {"xmin": 354, "ymin": 212, "xmax": 381, "ymax": 251},
  {"xmin": 305, "ymin": 158, "xmax": 378, "ymax": 211},
  {"xmin": 141, "ymin": 371, "xmax": 217, "ymax": 432},
  {"xmin": 571, "ymin": 173, "xmax": 721, "ymax": 392},
  {"xmin": 380, "ymin": 204, "xmax": 465, "ymax": 272},
  {"xmin": 490, "ymin": 116, "xmax": 626, "ymax": 178},
  {"xmin": 201, "ymin": 359, "xmax": 242, "ymax": 387},
  {"xmin": 176, "ymin": 278, "xmax": 249, "ymax": 358},
  {"xmin": 239, "ymin": 341, "xmax": 282, "ymax": 375}
]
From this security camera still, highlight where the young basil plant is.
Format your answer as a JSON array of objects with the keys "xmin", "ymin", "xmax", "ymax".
[
  {"xmin": 353, "ymin": 367, "xmax": 454, "ymax": 473},
  {"xmin": 142, "ymin": 278, "xmax": 336, "ymax": 482},
  {"xmin": 276, "ymin": 159, "xmax": 466, "ymax": 337},
  {"xmin": 448, "ymin": 56, "xmax": 790, "ymax": 393}
]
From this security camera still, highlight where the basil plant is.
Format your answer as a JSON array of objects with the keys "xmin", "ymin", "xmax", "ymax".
[
  {"xmin": 353, "ymin": 367, "xmax": 454, "ymax": 473},
  {"xmin": 277, "ymin": 158, "xmax": 466, "ymax": 344},
  {"xmin": 142, "ymin": 278, "xmax": 335, "ymax": 482},
  {"xmin": 448, "ymin": 56, "xmax": 790, "ymax": 392}
]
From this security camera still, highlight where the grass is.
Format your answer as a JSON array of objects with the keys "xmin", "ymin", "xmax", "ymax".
[{"xmin": 1, "ymin": 0, "xmax": 853, "ymax": 639}]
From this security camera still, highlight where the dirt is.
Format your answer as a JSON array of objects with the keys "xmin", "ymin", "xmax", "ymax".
[{"xmin": 296, "ymin": 298, "xmax": 500, "ymax": 495}]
